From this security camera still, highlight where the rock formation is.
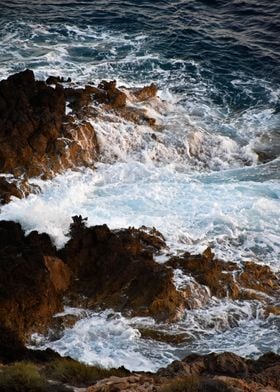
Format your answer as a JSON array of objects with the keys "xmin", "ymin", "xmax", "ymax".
[{"xmin": 0, "ymin": 70, "xmax": 159, "ymax": 204}]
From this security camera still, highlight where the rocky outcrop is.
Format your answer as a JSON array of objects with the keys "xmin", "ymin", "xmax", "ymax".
[
  {"xmin": 132, "ymin": 83, "xmax": 158, "ymax": 102},
  {"xmin": 0, "ymin": 70, "xmax": 99, "ymax": 203},
  {"xmin": 0, "ymin": 220, "xmax": 70, "ymax": 342},
  {"xmin": 0, "ymin": 70, "xmax": 160, "ymax": 204},
  {"xmin": 1, "ymin": 217, "xmax": 279, "ymax": 352},
  {"xmin": 83, "ymin": 352, "xmax": 280, "ymax": 391},
  {"xmin": 155, "ymin": 352, "xmax": 280, "ymax": 391},
  {"xmin": 60, "ymin": 219, "xmax": 187, "ymax": 322},
  {"xmin": 0, "ymin": 218, "xmax": 280, "ymax": 391},
  {"xmin": 167, "ymin": 250, "xmax": 280, "ymax": 303}
]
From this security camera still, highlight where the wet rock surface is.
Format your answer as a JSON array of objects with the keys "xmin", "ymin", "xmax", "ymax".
[
  {"xmin": 0, "ymin": 70, "xmax": 158, "ymax": 204},
  {"xmin": 60, "ymin": 220, "xmax": 189, "ymax": 322},
  {"xmin": 0, "ymin": 70, "xmax": 99, "ymax": 203},
  {"xmin": 0, "ymin": 221, "xmax": 70, "ymax": 343},
  {"xmin": 0, "ymin": 217, "xmax": 279, "ymax": 348},
  {"xmin": 0, "ymin": 218, "xmax": 280, "ymax": 390},
  {"xmin": 167, "ymin": 250, "xmax": 280, "ymax": 303}
]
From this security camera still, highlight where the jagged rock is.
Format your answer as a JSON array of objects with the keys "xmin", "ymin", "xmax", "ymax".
[
  {"xmin": 61, "ymin": 220, "xmax": 187, "ymax": 321},
  {"xmin": 98, "ymin": 80, "xmax": 127, "ymax": 108},
  {"xmin": 237, "ymin": 261, "xmax": 280, "ymax": 297},
  {"xmin": 0, "ymin": 221, "xmax": 70, "ymax": 343},
  {"xmin": 205, "ymin": 353, "xmax": 248, "ymax": 377},
  {"xmin": 46, "ymin": 75, "xmax": 71, "ymax": 85},
  {"xmin": 0, "ymin": 177, "xmax": 23, "ymax": 204},
  {"xmin": 167, "ymin": 252, "xmax": 280, "ymax": 302},
  {"xmin": 0, "ymin": 71, "xmax": 160, "ymax": 204},
  {"xmin": 132, "ymin": 83, "xmax": 158, "ymax": 101},
  {"xmin": 0, "ymin": 70, "xmax": 64, "ymax": 176},
  {"xmin": 85, "ymin": 351, "xmax": 280, "ymax": 391},
  {"xmin": 87, "ymin": 375, "xmax": 155, "ymax": 392},
  {"xmin": 167, "ymin": 252, "xmax": 240, "ymax": 299},
  {"xmin": 65, "ymin": 80, "xmax": 127, "ymax": 111},
  {"xmin": 0, "ymin": 70, "xmax": 98, "ymax": 202}
]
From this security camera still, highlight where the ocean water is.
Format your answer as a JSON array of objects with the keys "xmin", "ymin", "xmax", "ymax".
[{"xmin": 1, "ymin": 0, "xmax": 280, "ymax": 371}]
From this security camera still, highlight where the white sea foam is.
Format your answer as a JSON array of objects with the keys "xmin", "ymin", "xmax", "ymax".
[
  {"xmin": 1, "ymin": 162, "xmax": 279, "ymax": 266},
  {"xmin": 1, "ymin": 17, "xmax": 280, "ymax": 371},
  {"xmin": 30, "ymin": 299, "xmax": 280, "ymax": 371},
  {"xmin": 31, "ymin": 310, "xmax": 178, "ymax": 372}
]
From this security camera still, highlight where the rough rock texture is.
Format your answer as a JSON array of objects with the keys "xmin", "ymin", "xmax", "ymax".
[
  {"xmin": 87, "ymin": 375, "xmax": 156, "ymax": 392},
  {"xmin": 60, "ymin": 220, "xmax": 188, "ymax": 322},
  {"xmin": 0, "ymin": 70, "xmax": 96, "ymax": 203},
  {"xmin": 155, "ymin": 352, "xmax": 280, "ymax": 391},
  {"xmin": 1, "ymin": 217, "xmax": 279, "ymax": 352},
  {"xmin": 0, "ymin": 220, "xmax": 70, "ymax": 342},
  {"xmin": 0, "ymin": 69, "xmax": 99, "ymax": 182},
  {"xmin": 84, "ymin": 352, "xmax": 280, "ymax": 391},
  {"xmin": 132, "ymin": 83, "xmax": 158, "ymax": 102},
  {"xmin": 167, "ymin": 250, "xmax": 280, "ymax": 303},
  {"xmin": 0, "ymin": 219, "xmax": 280, "ymax": 391},
  {"xmin": 0, "ymin": 70, "xmax": 160, "ymax": 204}
]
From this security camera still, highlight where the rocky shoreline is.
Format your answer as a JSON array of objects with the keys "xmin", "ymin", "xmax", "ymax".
[
  {"xmin": 0, "ymin": 218, "xmax": 279, "ymax": 391},
  {"xmin": 0, "ymin": 71, "xmax": 279, "ymax": 391},
  {"xmin": 0, "ymin": 70, "xmax": 158, "ymax": 204}
]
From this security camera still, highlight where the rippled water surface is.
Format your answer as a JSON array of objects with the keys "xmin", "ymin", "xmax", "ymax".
[{"xmin": 1, "ymin": 0, "xmax": 280, "ymax": 371}]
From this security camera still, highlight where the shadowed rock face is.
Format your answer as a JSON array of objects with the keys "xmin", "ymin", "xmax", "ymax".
[
  {"xmin": 0, "ymin": 218, "xmax": 280, "ymax": 392},
  {"xmin": 1, "ymin": 217, "xmax": 280, "ymax": 351},
  {"xmin": 155, "ymin": 352, "xmax": 280, "ymax": 392},
  {"xmin": 0, "ymin": 70, "xmax": 65, "ymax": 177},
  {"xmin": 0, "ymin": 220, "xmax": 70, "ymax": 342},
  {"xmin": 0, "ymin": 70, "xmax": 159, "ymax": 204},
  {"xmin": 60, "ymin": 221, "xmax": 186, "ymax": 322},
  {"xmin": 0, "ymin": 70, "xmax": 99, "ymax": 203}
]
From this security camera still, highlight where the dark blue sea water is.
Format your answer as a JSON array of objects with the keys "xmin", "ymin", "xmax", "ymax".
[
  {"xmin": 1, "ymin": 0, "xmax": 280, "ymax": 107},
  {"xmin": 1, "ymin": 0, "xmax": 280, "ymax": 371}
]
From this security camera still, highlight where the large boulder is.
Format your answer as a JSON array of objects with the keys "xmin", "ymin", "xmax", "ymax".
[
  {"xmin": 60, "ymin": 219, "xmax": 187, "ymax": 321},
  {"xmin": 0, "ymin": 70, "xmax": 99, "ymax": 203},
  {"xmin": 0, "ymin": 221, "xmax": 71, "ymax": 342},
  {"xmin": 0, "ymin": 71, "xmax": 160, "ymax": 204}
]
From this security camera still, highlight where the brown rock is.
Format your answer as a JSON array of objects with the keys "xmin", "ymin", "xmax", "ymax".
[
  {"xmin": 61, "ymin": 220, "xmax": 186, "ymax": 322},
  {"xmin": 250, "ymin": 357, "xmax": 280, "ymax": 390},
  {"xmin": 44, "ymin": 256, "xmax": 71, "ymax": 292},
  {"xmin": 0, "ymin": 70, "xmax": 99, "ymax": 203},
  {"xmin": 133, "ymin": 83, "xmax": 158, "ymax": 101},
  {"xmin": 167, "ymin": 251, "xmax": 280, "ymax": 303},
  {"xmin": 0, "ymin": 221, "xmax": 70, "ymax": 343},
  {"xmin": 46, "ymin": 75, "xmax": 71, "ymax": 85},
  {"xmin": 87, "ymin": 375, "xmax": 155, "ymax": 392},
  {"xmin": 138, "ymin": 328, "xmax": 190, "ymax": 345},
  {"xmin": 167, "ymin": 252, "xmax": 240, "ymax": 299},
  {"xmin": 205, "ymin": 353, "xmax": 248, "ymax": 377},
  {"xmin": 98, "ymin": 80, "xmax": 127, "ymax": 108},
  {"xmin": 237, "ymin": 261, "xmax": 280, "ymax": 297},
  {"xmin": 0, "ymin": 177, "xmax": 23, "ymax": 204}
]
